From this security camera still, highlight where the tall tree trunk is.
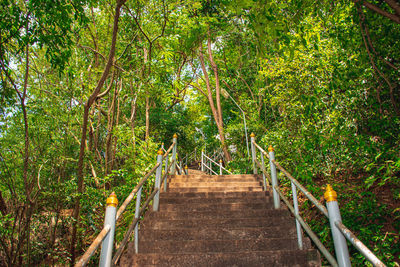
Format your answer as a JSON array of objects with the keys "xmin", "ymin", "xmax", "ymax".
[
  {"xmin": 69, "ymin": 1, "xmax": 126, "ymax": 264},
  {"xmin": 129, "ymin": 86, "xmax": 139, "ymax": 171},
  {"xmin": 112, "ymin": 86, "xmax": 121, "ymax": 171},
  {"xmin": 106, "ymin": 79, "xmax": 120, "ymax": 174},
  {"xmin": 198, "ymin": 41, "xmax": 232, "ymax": 161},
  {"xmin": 0, "ymin": 191, "xmax": 7, "ymax": 215},
  {"xmin": 143, "ymin": 46, "xmax": 150, "ymax": 145},
  {"xmin": 105, "ymin": 79, "xmax": 118, "ymax": 175}
]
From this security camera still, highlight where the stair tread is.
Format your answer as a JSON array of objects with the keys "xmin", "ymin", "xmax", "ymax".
[
  {"xmin": 119, "ymin": 173, "xmax": 321, "ymax": 267},
  {"xmin": 146, "ymin": 209, "xmax": 289, "ymax": 218},
  {"xmin": 138, "ymin": 238, "xmax": 310, "ymax": 253},
  {"xmin": 168, "ymin": 187, "xmax": 263, "ymax": 192},
  {"xmin": 139, "ymin": 226, "xmax": 298, "ymax": 240},
  {"xmin": 120, "ymin": 249, "xmax": 320, "ymax": 267},
  {"xmin": 160, "ymin": 191, "xmax": 269, "ymax": 197}
]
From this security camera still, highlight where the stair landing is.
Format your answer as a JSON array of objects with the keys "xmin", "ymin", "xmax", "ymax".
[{"xmin": 119, "ymin": 170, "xmax": 320, "ymax": 266}]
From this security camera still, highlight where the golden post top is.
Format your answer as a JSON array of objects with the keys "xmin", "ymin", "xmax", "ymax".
[
  {"xmin": 106, "ymin": 192, "xmax": 118, "ymax": 207},
  {"xmin": 324, "ymin": 184, "xmax": 337, "ymax": 202}
]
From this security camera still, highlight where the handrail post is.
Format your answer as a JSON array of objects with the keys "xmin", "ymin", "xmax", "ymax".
[
  {"xmin": 291, "ymin": 182, "xmax": 303, "ymax": 249},
  {"xmin": 201, "ymin": 151, "xmax": 204, "ymax": 172},
  {"xmin": 171, "ymin": 134, "xmax": 177, "ymax": 174},
  {"xmin": 134, "ymin": 186, "xmax": 142, "ymax": 253},
  {"xmin": 179, "ymin": 153, "xmax": 183, "ymax": 173},
  {"xmin": 325, "ymin": 185, "xmax": 351, "ymax": 267},
  {"xmin": 219, "ymin": 159, "xmax": 223, "ymax": 175},
  {"xmin": 268, "ymin": 145, "xmax": 280, "ymax": 209},
  {"xmin": 250, "ymin": 133, "xmax": 257, "ymax": 174},
  {"xmin": 153, "ymin": 149, "xmax": 164, "ymax": 212},
  {"xmin": 261, "ymin": 153, "xmax": 267, "ymax": 191},
  {"xmin": 163, "ymin": 153, "xmax": 169, "ymax": 192},
  {"xmin": 99, "ymin": 193, "xmax": 118, "ymax": 267}
]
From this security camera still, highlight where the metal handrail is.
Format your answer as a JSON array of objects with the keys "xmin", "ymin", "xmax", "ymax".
[
  {"xmin": 112, "ymin": 187, "xmax": 160, "ymax": 264},
  {"xmin": 274, "ymin": 184, "xmax": 338, "ymax": 267},
  {"xmin": 161, "ymin": 159, "xmax": 175, "ymax": 187},
  {"xmin": 251, "ymin": 138, "xmax": 386, "ymax": 267},
  {"xmin": 175, "ymin": 162, "xmax": 182, "ymax": 174},
  {"xmin": 76, "ymin": 134, "xmax": 179, "ymax": 266},
  {"xmin": 116, "ymin": 163, "xmax": 160, "ymax": 220},
  {"xmin": 254, "ymin": 159, "xmax": 270, "ymax": 188},
  {"xmin": 163, "ymin": 141, "xmax": 175, "ymax": 160},
  {"xmin": 203, "ymin": 161, "xmax": 219, "ymax": 175},
  {"xmin": 335, "ymin": 221, "xmax": 385, "ymax": 267},
  {"xmin": 182, "ymin": 150, "xmax": 196, "ymax": 165},
  {"xmin": 76, "ymin": 225, "xmax": 111, "ymax": 266},
  {"xmin": 75, "ymin": 163, "xmax": 160, "ymax": 266},
  {"xmin": 253, "ymin": 142, "xmax": 328, "ymax": 216},
  {"xmin": 203, "ymin": 154, "xmax": 232, "ymax": 175},
  {"xmin": 112, "ymin": 156, "xmax": 176, "ymax": 264},
  {"xmin": 272, "ymin": 159, "xmax": 329, "ymax": 217}
]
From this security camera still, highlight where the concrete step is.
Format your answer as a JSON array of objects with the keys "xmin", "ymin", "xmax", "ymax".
[
  {"xmin": 160, "ymin": 191, "xmax": 269, "ymax": 198},
  {"xmin": 146, "ymin": 209, "xmax": 289, "ymax": 220},
  {"xmin": 120, "ymin": 249, "xmax": 321, "ymax": 267},
  {"xmin": 169, "ymin": 174, "xmax": 261, "ymax": 179},
  {"xmin": 168, "ymin": 182, "xmax": 262, "ymax": 188},
  {"xmin": 138, "ymin": 238, "xmax": 310, "ymax": 253},
  {"xmin": 159, "ymin": 201, "xmax": 275, "ymax": 211},
  {"xmin": 118, "ymin": 170, "xmax": 320, "ymax": 267},
  {"xmin": 142, "ymin": 217, "xmax": 293, "ymax": 230},
  {"xmin": 139, "ymin": 226, "xmax": 297, "ymax": 241},
  {"xmin": 168, "ymin": 187, "xmax": 263, "ymax": 192},
  {"xmin": 159, "ymin": 196, "xmax": 271, "ymax": 204},
  {"xmin": 168, "ymin": 177, "xmax": 259, "ymax": 182}
]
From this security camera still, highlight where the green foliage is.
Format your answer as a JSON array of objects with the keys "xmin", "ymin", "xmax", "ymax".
[{"xmin": 0, "ymin": 0, "xmax": 399, "ymax": 265}]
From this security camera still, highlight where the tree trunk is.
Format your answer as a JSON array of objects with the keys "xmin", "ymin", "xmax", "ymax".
[
  {"xmin": 143, "ymin": 46, "xmax": 150, "ymax": 145},
  {"xmin": 105, "ymin": 79, "xmax": 118, "ymax": 175},
  {"xmin": 69, "ymin": 1, "xmax": 126, "ymax": 264},
  {"xmin": 0, "ymin": 191, "xmax": 7, "ymax": 215},
  {"xmin": 198, "ymin": 40, "xmax": 232, "ymax": 161}
]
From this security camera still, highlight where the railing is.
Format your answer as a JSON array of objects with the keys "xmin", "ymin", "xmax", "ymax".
[
  {"xmin": 75, "ymin": 134, "xmax": 179, "ymax": 267},
  {"xmin": 250, "ymin": 133, "xmax": 386, "ymax": 267},
  {"xmin": 181, "ymin": 149, "xmax": 198, "ymax": 167},
  {"xmin": 200, "ymin": 150, "xmax": 232, "ymax": 175}
]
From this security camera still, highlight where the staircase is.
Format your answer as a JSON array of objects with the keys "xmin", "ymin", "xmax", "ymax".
[{"xmin": 119, "ymin": 169, "xmax": 321, "ymax": 266}]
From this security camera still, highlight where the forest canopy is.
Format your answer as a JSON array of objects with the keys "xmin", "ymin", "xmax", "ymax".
[{"xmin": 0, "ymin": 0, "xmax": 399, "ymax": 265}]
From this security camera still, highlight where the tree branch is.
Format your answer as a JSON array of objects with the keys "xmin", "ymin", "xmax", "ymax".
[{"xmin": 354, "ymin": 0, "xmax": 400, "ymax": 24}]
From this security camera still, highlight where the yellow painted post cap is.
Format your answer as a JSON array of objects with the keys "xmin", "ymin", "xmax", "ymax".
[
  {"xmin": 268, "ymin": 145, "xmax": 274, "ymax": 152},
  {"xmin": 157, "ymin": 149, "xmax": 164, "ymax": 155},
  {"xmin": 106, "ymin": 192, "xmax": 118, "ymax": 207},
  {"xmin": 250, "ymin": 132, "xmax": 255, "ymax": 137},
  {"xmin": 173, "ymin": 133, "xmax": 178, "ymax": 138},
  {"xmin": 324, "ymin": 184, "xmax": 337, "ymax": 202}
]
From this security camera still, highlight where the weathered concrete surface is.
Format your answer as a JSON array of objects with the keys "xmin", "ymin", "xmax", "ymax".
[{"xmin": 119, "ymin": 171, "xmax": 321, "ymax": 266}]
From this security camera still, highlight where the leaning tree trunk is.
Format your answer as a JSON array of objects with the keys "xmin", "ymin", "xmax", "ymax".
[
  {"xmin": 69, "ymin": 0, "xmax": 126, "ymax": 264},
  {"xmin": 198, "ymin": 40, "xmax": 232, "ymax": 162}
]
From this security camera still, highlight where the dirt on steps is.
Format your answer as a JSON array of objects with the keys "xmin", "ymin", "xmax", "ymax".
[{"xmin": 119, "ymin": 171, "xmax": 321, "ymax": 266}]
